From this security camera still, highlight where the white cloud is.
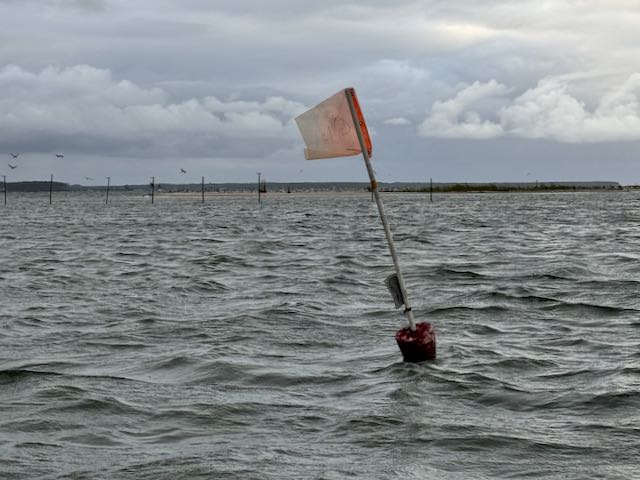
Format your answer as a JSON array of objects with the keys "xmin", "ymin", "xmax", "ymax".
[
  {"xmin": 418, "ymin": 80, "xmax": 509, "ymax": 139},
  {"xmin": 419, "ymin": 74, "xmax": 640, "ymax": 142}
]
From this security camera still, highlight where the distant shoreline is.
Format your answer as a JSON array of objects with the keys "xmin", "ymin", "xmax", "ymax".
[
  {"xmin": 2, "ymin": 180, "xmax": 628, "ymax": 194},
  {"xmin": 156, "ymin": 188, "xmax": 627, "ymax": 198}
]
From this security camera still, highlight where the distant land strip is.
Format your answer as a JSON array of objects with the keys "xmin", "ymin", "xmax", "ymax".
[{"xmin": 2, "ymin": 180, "xmax": 626, "ymax": 193}]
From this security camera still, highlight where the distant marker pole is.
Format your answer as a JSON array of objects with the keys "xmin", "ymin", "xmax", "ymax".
[
  {"xmin": 150, "ymin": 176, "xmax": 155, "ymax": 204},
  {"xmin": 430, "ymin": 177, "xmax": 433, "ymax": 202},
  {"xmin": 49, "ymin": 174, "xmax": 53, "ymax": 204},
  {"xmin": 257, "ymin": 172, "xmax": 261, "ymax": 204},
  {"xmin": 105, "ymin": 176, "xmax": 110, "ymax": 205},
  {"xmin": 3, "ymin": 175, "xmax": 6, "ymax": 205},
  {"xmin": 345, "ymin": 88, "xmax": 435, "ymax": 362},
  {"xmin": 201, "ymin": 176, "xmax": 205, "ymax": 204}
]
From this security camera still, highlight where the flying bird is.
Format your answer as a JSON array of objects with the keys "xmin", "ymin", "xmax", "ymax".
[
  {"xmin": 9, "ymin": 153, "xmax": 19, "ymax": 159},
  {"xmin": 56, "ymin": 154, "xmax": 64, "ymax": 158},
  {"xmin": 84, "ymin": 176, "xmax": 93, "ymax": 181},
  {"xmin": 8, "ymin": 164, "xmax": 17, "ymax": 169},
  {"xmin": 180, "ymin": 168, "xmax": 186, "ymax": 174}
]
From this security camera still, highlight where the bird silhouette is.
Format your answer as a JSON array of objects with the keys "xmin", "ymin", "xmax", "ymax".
[
  {"xmin": 8, "ymin": 164, "xmax": 17, "ymax": 169},
  {"xmin": 9, "ymin": 153, "xmax": 19, "ymax": 159},
  {"xmin": 180, "ymin": 168, "xmax": 186, "ymax": 174},
  {"xmin": 84, "ymin": 176, "xmax": 93, "ymax": 181},
  {"xmin": 56, "ymin": 154, "xmax": 64, "ymax": 158}
]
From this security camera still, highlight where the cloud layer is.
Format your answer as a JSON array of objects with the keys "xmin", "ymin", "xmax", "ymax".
[
  {"xmin": 419, "ymin": 74, "xmax": 640, "ymax": 142},
  {"xmin": 0, "ymin": 65, "xmax": 306, "ymax": 158}
]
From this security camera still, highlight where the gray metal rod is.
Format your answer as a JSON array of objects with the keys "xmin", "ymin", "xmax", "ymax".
[{"xmin": 345, "ymin": 89, "xmax": 416, "ymax": 331}]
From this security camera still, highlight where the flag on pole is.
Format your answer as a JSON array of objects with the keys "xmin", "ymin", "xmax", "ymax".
[{"xmin": 295, "ymin": 88, "xmax": 372, "ymax": 160}]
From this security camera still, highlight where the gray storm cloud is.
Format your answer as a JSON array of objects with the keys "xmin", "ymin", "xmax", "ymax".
[{"xmin": 0, "ymin": 65, "xmax": 307, "ymax": 157}]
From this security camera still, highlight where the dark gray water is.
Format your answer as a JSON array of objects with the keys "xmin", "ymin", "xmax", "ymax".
[{"xmin": 1, "ymin": 191, "xmax": 639, "ymax": 479}]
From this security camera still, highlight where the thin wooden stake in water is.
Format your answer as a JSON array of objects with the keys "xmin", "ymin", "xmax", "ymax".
[
  {"xmin": 430, "ymin": 177, "xmax": 433, "ymax": 202},
  {"xmin": 3, "ymin": 175, "xmax": 6, "ymax": 205},
  {"xmin": 49, "ymin": 174, "xmax": 53, "ymax": 204},
  {"xmin": 257, "ymin": 172, "xmax": 261, "ymax": 204},
  {"xmin": 201, "ymin": 176, "xmax": 205, "ymax": 204},
  {"xmin": 105, "ymin": 176, "xmax": 110, "ymax": 205},
  {"xmin": 150, "ymin": 176, "xmax": 155, "ymax": 204},
  {"xmin": 345, "ymin": 89, "xmax": 417, "ymax": 332}
]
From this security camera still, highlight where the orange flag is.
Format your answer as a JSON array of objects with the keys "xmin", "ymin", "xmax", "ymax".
[{"xmin": 295, "ymin": 88, "xmax": 372, "ymax": 160}]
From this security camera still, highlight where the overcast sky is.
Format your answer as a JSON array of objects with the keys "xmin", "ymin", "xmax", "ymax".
[{"xmin": 2, "ymin": 0, "xmax": 640, "ymax": 185}]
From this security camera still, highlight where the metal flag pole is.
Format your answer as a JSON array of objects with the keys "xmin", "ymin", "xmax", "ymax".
[{"xmin": 345, "ymin": 89, "xmax": 416, "ymax": 332}]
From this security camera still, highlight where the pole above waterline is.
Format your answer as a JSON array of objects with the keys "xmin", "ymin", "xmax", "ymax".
[
  {"xmin": 3, "ymin": 175, "xmax": 6, "ymax": 205},
  {"xmin": 105, "ymin": 176, "xmax": 110, "ymax": 205},
  {"xmin": 345, "ymin": 89, "xmax": 416, "ymax": 332},
  {"xmin": 257, "ymin": 172, "xmax": 261, "ymax": 204},
  {"xmin": 201, "ymin": 176, "xmax": 205, "ymax": 204},
  {"xmin": 49, "ymin": 174, "xmax": 53, "ymax": 204}
]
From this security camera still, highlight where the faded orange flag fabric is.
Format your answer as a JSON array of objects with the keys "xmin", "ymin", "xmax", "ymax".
[{"xmin": 295, "ymin": 88, "xmax": 372, "ymax": 160}]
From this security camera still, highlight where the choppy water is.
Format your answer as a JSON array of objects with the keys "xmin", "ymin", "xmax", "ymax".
[{"xmin": 1, "ymin": 190, "xmax": 639, "ymax": 479}]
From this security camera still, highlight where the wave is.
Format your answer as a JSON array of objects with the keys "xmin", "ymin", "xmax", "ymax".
[
  {"xmin": 0, "ymin": 368, "xmax": 62, "ymax": 384},
  {"xmin": 428, "ymin": 305, "xmax": 510, "ymax": 315},
  {"xmin": 540, "ymin": 301, "xmax": 637, "ymax": 315},
  {"xmin": 432, "ymin": 266, "xmax": 486, "ymax": 279}
]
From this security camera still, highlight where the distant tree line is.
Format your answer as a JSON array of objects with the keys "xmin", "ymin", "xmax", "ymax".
[
  {"xmin": 383, "ymin": 183, "xmax": 623, "ymax": 193},
  {"xmin": 4, "ymin": 181, "xmax": 70, "ymax": 192}
]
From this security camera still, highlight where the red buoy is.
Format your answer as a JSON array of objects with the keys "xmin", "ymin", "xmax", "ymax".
[{"xmin": 395, "ymin": 322, "xmax": 436, "ymax": 362}]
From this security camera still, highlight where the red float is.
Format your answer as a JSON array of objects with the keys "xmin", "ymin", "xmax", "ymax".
[{"xmin": 395, "ymin": 322, "xmax": 436, "ymax": 362}]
